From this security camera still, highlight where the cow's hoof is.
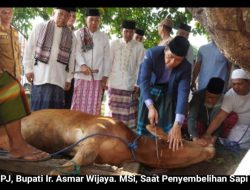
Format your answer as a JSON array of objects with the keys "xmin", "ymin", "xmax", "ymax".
[
  {"xmin": 48, "ymin": 162, "xmax": 81, "ymax": 175},
  {"xmin": 48, "ymin": 170, "xmax": 61, "ymax": 176}
]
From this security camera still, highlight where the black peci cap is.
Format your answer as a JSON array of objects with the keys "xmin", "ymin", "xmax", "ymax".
[
  {"xmin": 121, "ymin": 20, "xmax": 136, "ymax": 30},
  {"xmin": 206, "ymin": 77, "xmax": 225, "ymax": 94},
  {"xmin": 168, "ymin": 36, "xmax": 190, "ymax": 57},
  {"xmin": 86, "ymin": 9, "xmax": 100, "ymax": 16},
  {"xmin": 135, "ymin": 28, "xmax": 145, "ymax": 36},
  {"xmin": 54, "ymin": 7, "xmax": 72, "ymax": 13}
]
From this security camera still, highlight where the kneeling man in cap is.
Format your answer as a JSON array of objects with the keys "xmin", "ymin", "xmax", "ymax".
[
  {"xmin": 187, "ymin": 77, "xmax": 226, "ymax": 144},
  {"xmin": 202, "ymin": 69, "xmax": 250, "ymax": 150}
]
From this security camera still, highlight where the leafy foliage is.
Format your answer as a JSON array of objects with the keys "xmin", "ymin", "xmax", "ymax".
[
  {"xmin": 12, "ymin": 8, "xmax": 52, "ymax": 38},
  {"xmin": 12, "ymin": 7, "xmax": 207, "ymax": 49}
]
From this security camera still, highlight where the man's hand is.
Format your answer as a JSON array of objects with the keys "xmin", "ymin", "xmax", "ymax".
[
  {"xmin": 133, "ymin": 86, "xmax": 140, "ymax": 94},
  {"xmin": 133, "ymin": 86, "xmax": 140, "ymax": 99},
  {"xmin": 168, "ymin": 122, "xmax": 183, "ymax": 151},
  {"xmin": 81, "ymin": 65, "xmax": 91, "ymax": 75},
  {"xmin": 198, "ymin": 133, "xmax": 216, "ymax": 146},
  {"xmin": 25, "ymin": 72, "xmax": 34, "ymax": 83},
  {"xmin": 193, "ymin": 137, "xmax": 208, "ymax": 146},
  {"xmin": 148, "ymin": 105, "xmax": 158, "ymax": 125},
  {"xmin": 101, "ymin": 76, "xmax": 108, "ymax": 90},
  {"xmin": 64, "ymin": 82, "xmax": 71, "ymax": 91}
]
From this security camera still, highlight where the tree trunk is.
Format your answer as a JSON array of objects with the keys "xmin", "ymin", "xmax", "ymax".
[{"xmin": 190, "ymin": 8, "xmax": 250, "ymax": 73}]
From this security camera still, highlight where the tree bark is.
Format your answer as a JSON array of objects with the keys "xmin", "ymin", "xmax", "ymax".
[{"xmin": 191, "ymin": 8, "xmax": 250, "ymax": 73}]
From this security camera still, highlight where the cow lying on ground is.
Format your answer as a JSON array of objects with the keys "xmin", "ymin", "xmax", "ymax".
[{"xmin": 1, "ymin": 109, "xmax": 215, "ymax": 174}]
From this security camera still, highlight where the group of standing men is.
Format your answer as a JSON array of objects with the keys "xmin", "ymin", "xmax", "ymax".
[{"xmin": 23, "ymin": 8, "xmax": 145, "ymax": 131}]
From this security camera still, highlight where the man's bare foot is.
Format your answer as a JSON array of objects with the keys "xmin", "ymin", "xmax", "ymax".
[
  {"xmin": 9, "ymin": 144, "xmax": 50, "ymax": 161},
  {"xmin": 20, "ymin": 151, "xmax": 50, "ymax": 161},
  {"xmin": 0, "ymin": 142, "xmax": 9, "ymax": 152}
]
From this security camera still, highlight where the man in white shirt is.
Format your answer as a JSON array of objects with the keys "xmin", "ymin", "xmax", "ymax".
[
  {"xmin": 23, "ymin": 8, "xmax": 76, "ymax": 111},
  {"xmin": 202, "ymin": 69, "xmax": 250, "ymax": 150},
  {"xmin": 134, "ymin": 28, "xmax": 146, "ymax": 54},
  {"xmin": 71, "ymin": 9, "xmax": 111, "ymax": 115},
  {"xmin": 158, "ymin": 18, "xmax": 173, "ymax": 46},
  {"xmin": 176, "ymin": 23, "xmax": 195, "ymax": 71},
  {"xmin": 107, "ymin": 20, "xmax": 144, "ymax": 129}
]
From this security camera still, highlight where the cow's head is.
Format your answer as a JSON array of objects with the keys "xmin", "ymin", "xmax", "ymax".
[{"xmin": 142, "ymin": 125, "xmax": 215, "ymax": 168}]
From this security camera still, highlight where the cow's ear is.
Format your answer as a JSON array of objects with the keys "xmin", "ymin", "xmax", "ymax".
[{"xmin": 146, "ymin": 125, "xmax": 169, "ymax": 141}]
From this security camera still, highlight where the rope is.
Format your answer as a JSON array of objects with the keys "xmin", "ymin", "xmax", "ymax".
[
  {"xmin": 218, "ymin": 123, "xmax": 250, "ymax": 153},
  {"xmin": 53, "ymin": 160, "xmax": 81, "ymax": 175},
  {"xmin": 127, "ymin": 135, "xmax": 141, "ymax": 161},
  {"xmin": 50, "ymin": 133, "xmax": 141, "ymax": 161}
]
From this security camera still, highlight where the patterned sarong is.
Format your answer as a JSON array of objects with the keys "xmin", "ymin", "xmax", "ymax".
[
  {"xmin": 31, "ymin": 83, "xmax": 64, "ymax": 111},
  {"xmin": 107, "ymin": 88, "xmax": 138, "ymax": 128},
  {"xmin": 71, "ymin": 79, "xmax": 103, "ymax": 115},
  {"xmin": 0, "ymin": 71, "xmax": 30, "ymax": 125},
  {"xmin": 136, "ymin": 85, "xmax": 175, "ymax": 136}
]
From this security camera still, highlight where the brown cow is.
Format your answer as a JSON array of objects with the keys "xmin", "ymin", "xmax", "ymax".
[{"xmin": 1, "ymin": 109, "xmax": 215, "ymax": 174}]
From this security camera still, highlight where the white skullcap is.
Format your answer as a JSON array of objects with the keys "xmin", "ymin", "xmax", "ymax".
[{"xmin": 231, "ymin": 69, "xmax": 250, "ymax": 80}]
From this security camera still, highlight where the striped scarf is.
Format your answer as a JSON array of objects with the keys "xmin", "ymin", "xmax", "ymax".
[
  {"xmin": 34, "ymin": 20, "xmax": 73, "ymax": 71},
  {"xmin": 79, "ymin": 27, "xmax": 93, "ymax": 53}
]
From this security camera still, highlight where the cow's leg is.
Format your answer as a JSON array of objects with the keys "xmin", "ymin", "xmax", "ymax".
[{"xmin": 49, "ymin": 137, "xmax": 100, "ymax": 175}]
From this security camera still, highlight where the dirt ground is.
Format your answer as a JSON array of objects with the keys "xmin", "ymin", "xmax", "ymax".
[{"xmin": 0, "ymin": 143, "xmax": 247, "ymax": 176}]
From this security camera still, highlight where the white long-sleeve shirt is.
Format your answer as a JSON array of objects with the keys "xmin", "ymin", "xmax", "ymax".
[
  {"xmin": 74, "ymin": 29, "xmax": 111, "ymax": 80},
  {"xmin": 108, "ymin": 38, "xmax": 145, "ymax": 91},
  {"xmin": 23, "ymin": 22, "xmax": 76, "ymax": 89}
]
